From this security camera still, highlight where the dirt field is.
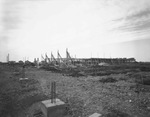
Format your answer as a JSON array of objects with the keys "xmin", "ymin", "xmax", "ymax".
[{"xmin": 0, "ymin": 63, "xmax": 150, "ymax": 117}]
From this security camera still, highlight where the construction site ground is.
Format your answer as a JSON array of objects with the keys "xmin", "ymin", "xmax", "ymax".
[{"xmin": 0, "ymin": 63, "xmax": 150, "ymax": 117}]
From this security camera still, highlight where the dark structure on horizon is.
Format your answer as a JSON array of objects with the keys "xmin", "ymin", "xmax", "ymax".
[
  {"xmin": 79, "ymin": 57, "xmax": 136, "ymax": 66},
  {"xmin": 37, "ymin": 49, "xmax": 136, "ymax": 68}
]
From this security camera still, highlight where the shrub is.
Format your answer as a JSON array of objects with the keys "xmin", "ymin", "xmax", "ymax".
[{"xmin": 99, "ymin": 77, "xmax": 117, "ymax": 83}]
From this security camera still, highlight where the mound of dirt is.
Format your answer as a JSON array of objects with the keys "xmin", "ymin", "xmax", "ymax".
[
  {"xmin": 99, "ymin": 77, "xmax": 117, "ymax": 83},
  {"xmin": 105, "ymin": 109, "xmax": 131, "ymax": 117}
]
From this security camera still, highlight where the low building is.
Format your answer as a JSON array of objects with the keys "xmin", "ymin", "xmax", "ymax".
[{"xmin": 74, "ymin": 58, "xmax": 136, "ymax": 66}]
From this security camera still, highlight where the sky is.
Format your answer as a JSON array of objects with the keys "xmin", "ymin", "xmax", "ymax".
[{"xmin": 0, "ymin": 0, "xmax": 150, "ymax": 62}]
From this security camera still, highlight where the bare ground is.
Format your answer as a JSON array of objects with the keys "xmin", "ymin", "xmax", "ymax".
[{"xmin": 0, "ymin": 64, "xmax": 150, "ymax": 117}]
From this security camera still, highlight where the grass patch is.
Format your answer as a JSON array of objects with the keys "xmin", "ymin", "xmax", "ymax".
[{"xmin": 66, "ymin": 96, "xmax": 85, "ymax": 117}]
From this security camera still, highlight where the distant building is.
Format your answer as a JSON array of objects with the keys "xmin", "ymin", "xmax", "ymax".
[
  {"xmin": 76, "ymin": 58, "xmax": 136, "ymax": 66},
  {"xmin": 18, "ymin": 60, "xmax": 24, "ymax": 64}
]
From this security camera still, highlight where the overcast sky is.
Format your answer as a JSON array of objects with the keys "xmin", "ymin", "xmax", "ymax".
[{"xmin": 0, "ymin": 0, "xmax": 150, "ymax": 62}]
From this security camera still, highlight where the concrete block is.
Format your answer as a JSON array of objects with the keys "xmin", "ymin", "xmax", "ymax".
[
  {"xmin": 19, "ymin": 78, "xmax": 29, "ymax": 81},
  {"xmin": 89, "ymin": 113, "xmax": 102, "ymax": 117},
  {"xmin": 40, "ymin": 99, "xmax": 66, "ymax": 117}
]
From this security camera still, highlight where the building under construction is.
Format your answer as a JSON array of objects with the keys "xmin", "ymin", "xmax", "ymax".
[
  {"xmin": 33, "ymin": 49, "xmax": 137, "ymax": 76},
  {"xmin": 80, "ymin": 57, "xmax": 136, "ymax": 66},
  {"xmin": 36, "ymin": 49, "xmax": 136, "ymax": 68}
]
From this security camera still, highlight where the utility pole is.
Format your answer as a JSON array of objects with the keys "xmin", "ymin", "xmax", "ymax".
[{"xmin": 7, "ymin": 53, "xmax": 9, "ymax": 63}]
